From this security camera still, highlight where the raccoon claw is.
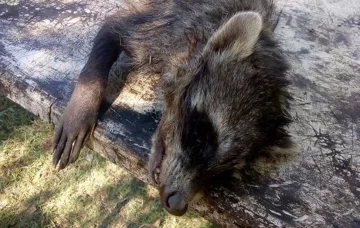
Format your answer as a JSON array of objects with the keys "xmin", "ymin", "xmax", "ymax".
[
  {"xmin": 52, "ymin": 96, "xmax": 98, "ymax": 169},
  {"xmin": 52, "ymin": 122, "xmax": 90, "ymax": 169}
]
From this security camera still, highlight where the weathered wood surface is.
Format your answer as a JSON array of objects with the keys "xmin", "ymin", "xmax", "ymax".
[{"xmin": 0, "ymin": 0, "xmax": 359, "ymax": 227}]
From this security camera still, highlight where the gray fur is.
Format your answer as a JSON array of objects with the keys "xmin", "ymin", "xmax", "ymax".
[{"xmin": 53, "ymin": 0, "xmax": 292, "ymax": 216}]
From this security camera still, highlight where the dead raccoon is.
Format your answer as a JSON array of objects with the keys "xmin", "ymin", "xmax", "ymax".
[{"xmin": 53, "ymin": 0, "xmax": 293, "ymax": 216}]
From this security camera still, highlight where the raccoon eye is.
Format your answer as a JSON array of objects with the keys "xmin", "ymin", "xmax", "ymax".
[
  {"xmin": 150, "ymin": 136, "xmax": 166, "ymax": 185},
  {"xmin": 155, "ymin": 136, "xmax": 166, "ymax": 157}
]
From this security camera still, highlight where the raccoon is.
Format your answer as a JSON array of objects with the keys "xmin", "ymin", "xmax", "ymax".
[{"xmin": 53, "ymin": 0, "xmax": 293, "ymax": 216}]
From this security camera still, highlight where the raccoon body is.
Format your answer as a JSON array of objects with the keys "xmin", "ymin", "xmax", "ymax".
[{"xmin": 52, "ymin": 0, "xmax": 292, "ymax": 216}]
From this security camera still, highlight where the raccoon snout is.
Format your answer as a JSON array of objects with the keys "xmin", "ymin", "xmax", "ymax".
[{"xmin": 161, "ymin": 188, "xmax": 188, "ymax": 216}]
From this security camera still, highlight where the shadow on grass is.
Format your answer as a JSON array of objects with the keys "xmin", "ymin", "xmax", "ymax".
[
  {"xmin": 0, "ymin": 192, "xmax": 53, "ymax": 228},
  {"xmin": 0, "ymin": 151, "xmax": 109, "ymax": 227},
  {"xmin": 0, "ymin": 95, "xmax": 42, "ymax": 194},
  {"xmin": 0, "ymin": 94, "xmax": 215, "ymax": 227},
  {"xmin": 98, "ymin": 178, "xmax": 147, "ymax": 228},
  {"xmin": 0, "ymin": 94, "xmax": 35, "ymax": 143}
]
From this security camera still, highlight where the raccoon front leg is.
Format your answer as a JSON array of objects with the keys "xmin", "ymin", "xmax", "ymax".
[{"xmin": 52, "ymin": 21, "xmax": 125, "ymax": 169}]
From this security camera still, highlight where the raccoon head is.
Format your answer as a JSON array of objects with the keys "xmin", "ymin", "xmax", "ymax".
[{"xmin": 149, "ymin": 12, "xmax": 292, "ymax": 216}]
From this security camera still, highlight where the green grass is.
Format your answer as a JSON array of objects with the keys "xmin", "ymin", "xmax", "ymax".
[{"xmin": 0, "ymin": 94, "xmax": 215, "ymax": 228}]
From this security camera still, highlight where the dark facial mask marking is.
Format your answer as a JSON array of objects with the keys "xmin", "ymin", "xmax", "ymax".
[{"xmin": 180, "ymin": 70, "xmax": 218, "ymax": 168}]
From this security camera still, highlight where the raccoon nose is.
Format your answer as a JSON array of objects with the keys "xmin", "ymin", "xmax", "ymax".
[{"xmin": 163, "ymin": 191, "xmax": 188, "ymax": 216}]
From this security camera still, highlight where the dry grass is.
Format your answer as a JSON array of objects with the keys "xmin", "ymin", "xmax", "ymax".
[{"xmin": 0, "ymin": 94, "xmax": 216, "ymax": 228}]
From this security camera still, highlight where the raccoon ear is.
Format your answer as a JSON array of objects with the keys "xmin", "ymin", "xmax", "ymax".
[{"xmin": 206, "ymin": 12, "xmax": 262, "ymax": 58}]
